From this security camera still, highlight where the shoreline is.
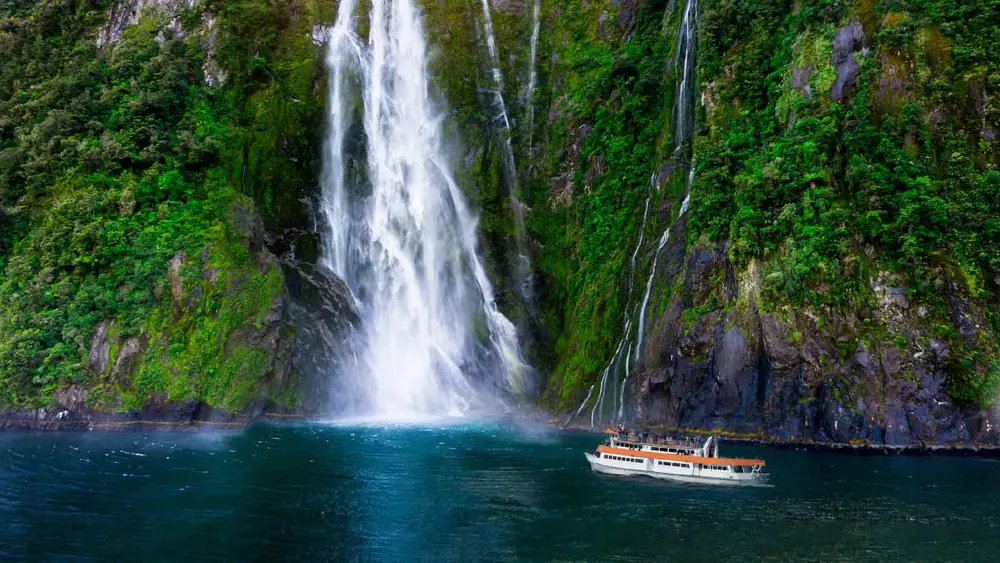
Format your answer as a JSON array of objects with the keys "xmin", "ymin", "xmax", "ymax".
[
  {"xmin": 5, "ymin": 410, "xmax": 1000, "ymax": 458},
  {"xmin": 554, "ymin": 419, "xmax": 1000, "ymax": 457},
  {"xmin": 0, "ymin": 411, "xmax": 308, "ymax": 432}
]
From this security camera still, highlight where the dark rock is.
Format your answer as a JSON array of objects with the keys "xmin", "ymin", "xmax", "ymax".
[
  {"xmin": 830, "ymin": 22, "xmax": 865, "ymax": 100},
  {"xmin": 54, "ymin": 385, "xmax": 87, "ymax": 413},
  {"xmin": 884, "ymin": 402, "xmax": 912, "ymax": 445},
  {"xmin": 89, "ymin": 322, "xmax": 112, "ymax": 375},
  {"xmin": 967, "ymin": 412, "xmax": 1000, "ymax": 444},
  {"xmin": 880, "ymin": 343, "xmax": 902, "ymax": 377},
  {"xmin": 111, "ymin": 337, "xmax": 144, "ymax": 383},
  {"xmin": 930, "ymin": 339, "xmax": 949, "ymax": 362},
  {"xmin": 818, "ymin": 382, "xmax": 855, "ymax": 443},
  {"xmin": 281, "ymin": 260, "xmax": 358, "ymax": 413},
  {"xmin": 854, "ymin": 342, "xmax": 877, "ymax": 374}
]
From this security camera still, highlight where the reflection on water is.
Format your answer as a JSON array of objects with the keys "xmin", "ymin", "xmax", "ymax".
[{"xmin": 1, "ymin": 422, "xmax": 998, "ymax": 561}]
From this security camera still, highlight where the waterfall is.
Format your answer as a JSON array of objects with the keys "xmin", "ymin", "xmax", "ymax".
[
  {"xmin": 569, "ymin": 0, "xmax": 699, "ymax": 427},
  {"xmin": 322, "ymin": 0, "xmax": 529, "ymax": 418},
  {"xmin": 524, "ymin": 0, "xmax": 542, "ymax": 152},
  {"xmin": 321, "ymin": 0, "xmax": 361, "ymax": 279},
  {"xmin": 627, "ymin": 0, "xmax": 699, "ymax": 413},
  {"xmin": 582, "ymin": 188, "xmax": 652, "ymax": 426},
  {"xmin": 632, "ymin": 178, "xmax": 692, "ymax": 367},
  {"xmin": 477, "ymin": 0, "xmax": 534, "ymax": 309}
]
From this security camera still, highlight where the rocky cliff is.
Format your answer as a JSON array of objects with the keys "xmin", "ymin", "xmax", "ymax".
[
  {"xmin": 517, "ymin": 0, "xmax": 1000, "ymax": 447},
  {"xmin": 1, "ymin": 0, "xmax": 998, "ymax": 444},
  {"xmin": 0, "ymin": 0, "xmax": 354, "ymax": 424}
]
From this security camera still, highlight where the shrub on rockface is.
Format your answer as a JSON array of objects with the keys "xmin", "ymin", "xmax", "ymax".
[
  {"xmin": 0, "ymin": 0, "xmax": 331, "ymax": 411},
  {"xmin": 684, "ymin": 0, "xmax": 1000, "ymax": 406}
]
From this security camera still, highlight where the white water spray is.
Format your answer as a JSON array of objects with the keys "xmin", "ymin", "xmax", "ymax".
[{"xmin": 322, "ymin": 0, "xmax": 528, "ymax": 418}]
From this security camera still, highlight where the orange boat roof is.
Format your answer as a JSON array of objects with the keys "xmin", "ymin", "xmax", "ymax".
[{"xmin": 597, "ymin": 445, "xmax": 766, "ymax": 467}]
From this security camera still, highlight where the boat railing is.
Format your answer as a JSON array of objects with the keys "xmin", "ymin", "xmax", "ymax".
[{"xmin": 605, "ymin": 432, "xmax": 705, "ymax": 450}]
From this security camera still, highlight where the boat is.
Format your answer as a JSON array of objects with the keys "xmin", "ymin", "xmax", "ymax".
[{"xmin": 584, "ymin": 427, "xmax": 768, "ymax": 486}]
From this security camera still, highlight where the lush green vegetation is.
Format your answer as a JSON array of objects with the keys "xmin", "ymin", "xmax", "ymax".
[
  {"xmin": 527, "ymin": 0, "xmax": 999, "ymax": 409},
  {"xmin": 0, "ymin": 0, "xmax": 330, "ymax": 410},
  {"xmin": 530, "ymin": 0, "xmax": 683, "ymax": 406},
  {"xmin": 684, "ymin": 0, "xmax": 1000, "ymax": 405}
]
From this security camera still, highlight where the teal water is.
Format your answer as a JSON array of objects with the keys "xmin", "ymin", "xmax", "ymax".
[{"xmin": 1, "ymin": 421, "xmax": 998, "ymax": 561}]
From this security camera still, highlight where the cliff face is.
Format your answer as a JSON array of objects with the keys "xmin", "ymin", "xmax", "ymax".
[
  {"xmin": 1, "ymin": 0, "xmax": 998, "ymax": 443},
  {"xmin": 0, "ymin": 0, "xmax": 353, "ymax": 422},
  {"xmin": 515, "ymin": 0, "xmax": 1000, "ymax": 447}
]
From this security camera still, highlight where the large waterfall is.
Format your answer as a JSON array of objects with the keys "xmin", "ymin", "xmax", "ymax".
[
  {"xmin": 321, "ymin": 0, "xmax": 528, "ymax": 419},
  {"xmin": 567, "ymin": 0, "xmax": 699, "ymax": 427}
]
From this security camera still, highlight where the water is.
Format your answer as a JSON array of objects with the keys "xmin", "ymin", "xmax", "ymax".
[
  {"xmin": 574, "ymin": 0, "xmax": 699, "ymax": 427},
  {"xmin": 476, "ymin": 0, "xmax": 534, "ymax": 311},
  {"xmin": 524, "ymin": 0, "xmax": 542, "ymax": 151},
  {"xmin": 3, "ymin": 424, "xmax": 999, "ymax": 561},
  {"xmin": 321, "ymin": 0, "xmax": 528, "ymax": 417}
]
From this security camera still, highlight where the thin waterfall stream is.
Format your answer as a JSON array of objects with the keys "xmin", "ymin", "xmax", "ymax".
[
  {"xmin": 321, "ymin": 0, "xmax": 528, "ymax": 418},
  {"xmin": 568, "ymin": 0, "xmax": 699, "ymax": 427},
  {"xmin": 476, "ymin": 0, "xmax": 534, "ymax": 310},
  {"xmin": 524, "ymin": 0, "xmax": 542, "ymax": 152}
]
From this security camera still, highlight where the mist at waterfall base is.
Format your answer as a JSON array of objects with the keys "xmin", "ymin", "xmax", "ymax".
[
  {"xmin": 5, "ymin": 423, "xmax": 1000, "ymax": 561},
  {"xmin": 320, "ymin": 0, "xmax": 529, "ymax": 420}
]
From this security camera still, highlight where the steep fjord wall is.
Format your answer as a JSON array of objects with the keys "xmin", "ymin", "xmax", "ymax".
[
  {"xmin": 521, "ymin": 0, "xmax": 1000, "ymax": 446},
  {"xmin": 2, "ymin": 0, "xmax": 997, "ymax": 443},
  {"xmin": 0, "ymin": 0, "xmax": 354, "ymax": 422}
]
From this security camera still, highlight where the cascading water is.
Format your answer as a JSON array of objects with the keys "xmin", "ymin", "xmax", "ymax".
[
  {"xmin": 581, "ymin": 187, "xmax": 653, "ymax": 428},
  {"xmin": 322, "ymin": 0, "xmax": 528, "ymax": 418},
  {"xmin": 524, "ymin": 0, "xmax": 542, "ymax": 152},
  {"xmin": 476, "ymin": 0, "xmax": 534, "ymax": 309},
  {"xmin": 569, "ymin": 0, "xmax": 699, "ymax": 427}
]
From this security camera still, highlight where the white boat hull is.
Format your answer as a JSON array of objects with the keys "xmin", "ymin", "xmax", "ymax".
[{"xmin": 585, "ymin": 452, "xmax": 768, "ymax": 487}]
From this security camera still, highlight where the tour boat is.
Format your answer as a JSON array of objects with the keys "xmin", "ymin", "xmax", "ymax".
[{"xmin": 584, "ymin": 428, "xmax": 768, "ymax": 486}]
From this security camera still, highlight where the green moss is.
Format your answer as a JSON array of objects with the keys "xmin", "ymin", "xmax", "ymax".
[{"xmin": 0, "ymin": 1, "xmax": 319, "ymax": 411}]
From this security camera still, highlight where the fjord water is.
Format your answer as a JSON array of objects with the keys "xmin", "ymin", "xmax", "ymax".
[{"xmin": 3, "ymin": 424, "xmax": 999, "ymax": 562}]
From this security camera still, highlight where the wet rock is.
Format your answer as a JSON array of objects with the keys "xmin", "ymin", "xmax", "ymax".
[
  {"xmin": 168, "ymin": 251, "xmax": 186, "ymax": 303},
  {"xmin": 54, "ymin": 385, "xmax": 87, "ymax": 413},
  {"xmin": 761, "ymin": 314, "xmax": 798, "ymax": 374},
  {"xmin": 281, "ymin": 260, "xmax": 358, "ymax": 413},
  {"xmin": 830, "ymin": 22, "xmax": 865, "ymax": 100},
  {"xmin": 89, "ymin": 322, "xmax": 112, "ymax": 375},
  {"xmin": 884, "ymin": 402, "xmax": 912, "ymax": 445},
  {"xmin": 880, "ymin": 343, "xmax": 902, "ymax": 377},
  {"xmin": 111, "ymin": 338, "xmax": 145, "ymax": 383},
  {"xmin": 967, "ymin": 412, "xmax": 1000, "ymax": 444},
  {"xmin": 98, "ymin": 0, "xmax": 198, "ymax": 48},
  {"xmin": 817, "ymin": 382, "xmax": 855, "ymax": 443}
]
